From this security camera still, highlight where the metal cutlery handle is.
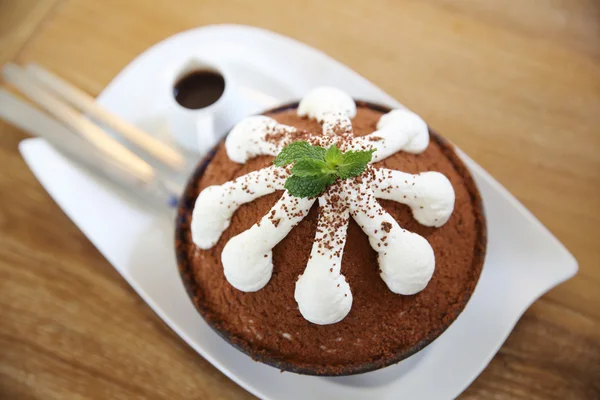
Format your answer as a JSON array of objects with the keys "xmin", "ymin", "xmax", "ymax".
[
  {"xmin": 0, "ymin": 89, "xmax": 180, "ymax": 209},
  {"xmin": 3, "ymin": 64, "xmax": 155, "ymax": 183},
  {"xmin": 25, "ymin": 63, "xmax": 185, "ymax": 171}
]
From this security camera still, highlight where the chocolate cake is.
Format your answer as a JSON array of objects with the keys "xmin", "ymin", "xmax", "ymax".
[{"xmin": 176, "ymin": 88, "xmax": 486, "ymax": 376}]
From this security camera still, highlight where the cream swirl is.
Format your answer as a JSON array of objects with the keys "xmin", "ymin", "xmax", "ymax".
[{"xmin": 298, "ymin": 87, "xmax": 357, "ymax": 121}]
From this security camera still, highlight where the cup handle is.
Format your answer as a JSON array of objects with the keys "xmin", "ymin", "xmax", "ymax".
[{"xmin": 196, "ymin": 113, "xmax": 216, "ymax": 154}]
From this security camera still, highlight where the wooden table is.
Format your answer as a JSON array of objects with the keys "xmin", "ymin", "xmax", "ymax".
[{"xmin": 1, "ymin": 0, "xmax": 599, "ymax": 398}]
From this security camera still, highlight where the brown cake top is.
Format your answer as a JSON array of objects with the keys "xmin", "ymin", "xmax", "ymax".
[{"xmin": 177, "ymin": 102, "xmax": 485, "ymax": 375}]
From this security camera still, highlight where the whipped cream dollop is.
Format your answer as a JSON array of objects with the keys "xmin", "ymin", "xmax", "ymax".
[
  {"xmin": 372, "ymin": 169, "xmax": 455, "ymax": 227},
  {"xmin": 352, "ymin": 108, "xmax": 429, "ymax": 162},
  {"xmin": 344, "ymin": 176, "xmax": 435, "ymax": 294},
  {"xmin": 225, "ymin": 116, "xmax": 295, "ymax": 163},
  {"xmin": 191, "ymin": 166, "xmax": 287, "ymax": 249},
  {"xmin": 376, "ymin": 108, "xmax": 429, "ymax": 153},
  {"xmin": 298, "ymin": 87, "xmax": 357, "ymax": 121},
  {"xmin": 222, "ymin": 193, "xmax": 315, "ymax": 292},
  {"xmin": 294, "ymin": 191, "xmax": 352, "ymax": 324},
  {"xmin": 190, "ymin": 87, "xmax": 456, "ymax": 324}
]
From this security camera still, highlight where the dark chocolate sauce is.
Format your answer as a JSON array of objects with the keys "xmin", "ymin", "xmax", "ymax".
[{"xmin": 173, "ymin": 70, "xmax": 225, "ymax": 109}]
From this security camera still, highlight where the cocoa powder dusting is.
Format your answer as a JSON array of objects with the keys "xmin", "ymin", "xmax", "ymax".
[
  {"xmin": 381, "ymin": 221, "xmax": 392, "ymax": 233},
  {"xmin": 181, "ymin": 105, "xmax": 485, "ymax": 374}
]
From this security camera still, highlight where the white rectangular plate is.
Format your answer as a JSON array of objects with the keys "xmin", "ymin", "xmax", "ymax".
[{"xmin": 19, "ymin": 25, "xmax": 577, "ymax": 400}]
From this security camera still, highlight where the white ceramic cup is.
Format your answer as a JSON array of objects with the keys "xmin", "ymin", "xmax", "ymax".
[{"xmin": 165, "ymin": 58, "xmax": 237, "ymax": 154}]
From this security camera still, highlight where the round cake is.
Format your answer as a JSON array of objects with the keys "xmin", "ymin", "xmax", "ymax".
[{"xmin": 176, "ymin": 88, "xmax": 486, "ymax": 375}]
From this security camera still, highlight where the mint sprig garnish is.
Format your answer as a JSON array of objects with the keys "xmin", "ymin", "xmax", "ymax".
[
  {"xmin": 274, "ymin": 141, "xmax": 375, "ymax": 198},
  {"xmin": 335, "ymin": 149, "xmax": 375, "ymax": 179},
  {"xmin": 273, "ymin": 141, "xmax": 327, "ymax": 167},
  {"xmin": 284, "ymin": 174, "xmax": 338, "ymax": 198}
]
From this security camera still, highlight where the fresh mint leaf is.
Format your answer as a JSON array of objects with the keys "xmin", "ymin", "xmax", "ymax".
[
  {"xmin": 324, "ymin": 144, "xmax": 343, "ymax": 165},
  {"xmin": 284, "ymin": 174, "xmax": 337, "ymax": 198},
  {"xmin": 291, "ymin": 159, "xmax": 331, "ymax": 177},
  {"xmin": 336, "ymin": 149, "xmax": 375, "ymax": 179},
  {"xmin": 273, "ymin": 141, "xmax": 326, "ymax": 166},
  {"xmin": 274, "ymin": 140, "xmax": 375, "ymax": 198}
]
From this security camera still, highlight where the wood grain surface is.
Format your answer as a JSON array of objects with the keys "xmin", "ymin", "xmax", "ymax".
[{"xmin": 1, "ymin": 0, "xmax": 599, "ymax": 398}]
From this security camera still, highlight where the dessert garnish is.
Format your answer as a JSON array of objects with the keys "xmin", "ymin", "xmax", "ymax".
[
  {"xmin": 273, "ymin": 141, "xmax": 374, "ymax": 198},
  {"xmin": 191, "ymin": 87, "xmax": 456, "ymax": 325}
]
